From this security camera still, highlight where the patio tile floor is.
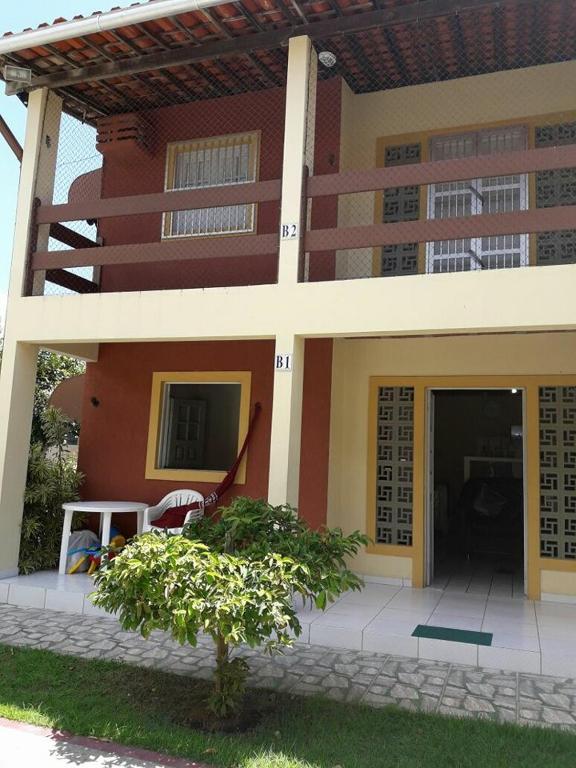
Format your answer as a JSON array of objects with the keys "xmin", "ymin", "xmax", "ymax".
[
  {"xmin": 2, "ymin": 603, "xmax": 576, "ymax": 730},
  {"xmin": 3, "ymin": 571, "xmax": 576, "ymax": 676}
]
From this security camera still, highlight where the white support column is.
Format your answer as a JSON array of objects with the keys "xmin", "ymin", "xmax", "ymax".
[
  {"xmin": 0, "ymin": 339, "xmax": 39, "ymax": 577},
  {"xmin": 277, "ymin": 35, "xmax": 317, "ymax": 285},
  {"xmin": 7, "ymin": 88, "xmax": 62, "ymax": 300},
  {"xmin": 267, "ymin": 333, "xmax": 305, "ymax": 508}
]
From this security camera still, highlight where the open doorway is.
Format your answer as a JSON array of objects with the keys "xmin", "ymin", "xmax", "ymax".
[{"xmin": 428, "ymin": 389, "xmax": 525, "ymax": 596}]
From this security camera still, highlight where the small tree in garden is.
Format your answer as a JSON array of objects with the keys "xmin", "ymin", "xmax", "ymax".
[{"xmin": 93, "ymin": 497, "xmax": 369, "ymax": 721}]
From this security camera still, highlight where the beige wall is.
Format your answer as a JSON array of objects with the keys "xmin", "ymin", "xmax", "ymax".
[
  {"xmin": 327, "ymin": 332, "xmax": 576, "ymax": 581},
  {"xmin": 541, "ymin": 570, "xmax": 576, "ymax": 599},
  {"xmin": 336, "ymin": 59, "xmax": 576, "ymax": 279}
]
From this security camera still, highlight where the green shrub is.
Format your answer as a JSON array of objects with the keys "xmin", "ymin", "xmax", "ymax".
[
  {"xmin": 19, "ymin": 408, "xmax": 84, "ymax": 575},
  {"xmin": 93, "ymin": 497, "xmax": 369, "ymax": 721}
]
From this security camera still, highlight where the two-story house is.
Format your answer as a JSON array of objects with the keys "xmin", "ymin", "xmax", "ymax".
[{"xmin": 1, "ymin": 0, "xmax": 576, "ymax": 673}]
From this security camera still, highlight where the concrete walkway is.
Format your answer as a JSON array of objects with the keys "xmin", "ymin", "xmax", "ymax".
[
  {"xmin": 0, "ymin": 717, "xmax": 208, "ymax": 767},
  {"xmin": 1, "ymin": 604, "xmax": 576, "ymax": 730}
]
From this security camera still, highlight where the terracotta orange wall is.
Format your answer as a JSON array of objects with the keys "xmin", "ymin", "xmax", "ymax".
[
  {"xmin": 308, "ymin": 78, "xmax": 342, "ymax": 282},
  {"xmin": 96, "ymin": 80, "xmax": 342, "ymax": 292},
  {"xmin": 77, "ymin": 339, "xmax": 332, "ymax": 534},
  {"xmin": 298, "ymin": 338, "xmax": 333, "ymax": 528}
]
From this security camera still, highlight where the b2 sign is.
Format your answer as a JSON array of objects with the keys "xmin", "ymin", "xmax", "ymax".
[{"xmin": 280, "ymin": 222, "xmax": 298, "ymax": 240}]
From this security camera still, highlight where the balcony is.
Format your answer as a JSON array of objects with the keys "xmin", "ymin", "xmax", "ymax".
[{"xmin": 13, "ymin": 0, "xmax": 576, "ymax": 298}]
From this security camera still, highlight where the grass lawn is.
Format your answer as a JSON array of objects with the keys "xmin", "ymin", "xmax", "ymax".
[{"xmin": 0, "ymin": 645, "xmax": 575, "ymax": 768}]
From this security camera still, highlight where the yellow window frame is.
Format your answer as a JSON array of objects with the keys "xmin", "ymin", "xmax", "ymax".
[{"xmin": 145, "ymin": 371, "xmax": 252, "ymax": 483}]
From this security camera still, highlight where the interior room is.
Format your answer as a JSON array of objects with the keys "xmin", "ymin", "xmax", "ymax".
[{"xmin": 431, "ymin": 389, "xmax": 525, "ymax": 596}]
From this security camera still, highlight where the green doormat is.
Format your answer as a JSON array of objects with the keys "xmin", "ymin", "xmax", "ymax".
[{"xmin": 412, "ymin": 624, "xmax": 493, "ymax": 646}]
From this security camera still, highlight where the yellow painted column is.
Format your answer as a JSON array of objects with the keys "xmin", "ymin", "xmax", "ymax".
[
  {"xmin": 0, "ymin": 88, "xmax": 62, "ymax": 576},
  {"xmin": 277, "ymin": 35, "xmax": 317, "ymax": 285},
  {"xmin": 525, "ymin": 383, "xmax": 541, "ymax": 600},
  {"xmin": 7, "ymin": 88, "xmax": 62, "ymax": 300},
  {"xmin": 267, "ymin": 333, "xmax": 305, "ymax": 508},
  {"xmin": 0, "ymin": 339, "xmax": 39, "ymax": 577}
]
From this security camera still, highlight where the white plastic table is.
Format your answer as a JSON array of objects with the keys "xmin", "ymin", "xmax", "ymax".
[{"xmin": 59, "ymin": 501, "xmax": 148, "ymax": 575}]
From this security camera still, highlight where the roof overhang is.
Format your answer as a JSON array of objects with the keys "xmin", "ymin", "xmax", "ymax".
[{"xmin": 1, "ymin": 0, "xmax": 574, "ymax": 123}]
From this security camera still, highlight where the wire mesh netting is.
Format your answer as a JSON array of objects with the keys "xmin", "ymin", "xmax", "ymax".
[
  {"xmin": 304, "ymin": 3, "xmax": 576, "ymax": 282},
  {"xmin": 14, "ymin": 0, "xmax": 576, "ymax": 295},
  {"xmin": 38, "ymin": 41, "xmax": 288, "ymax": 296}
]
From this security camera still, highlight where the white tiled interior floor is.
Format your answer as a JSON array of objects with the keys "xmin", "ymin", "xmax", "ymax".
[
  {"xmin": 3, "ymin": 570, "xmax": 576, "ymax": 678},
  {"xmin": 430, "ymin": 556, "xmax": 525, "ymax": 598}
]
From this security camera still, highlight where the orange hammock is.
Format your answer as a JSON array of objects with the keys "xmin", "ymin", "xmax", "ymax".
[{"xmin": 151, "ymin": 401, "xmax": 262, "ymax": 528}]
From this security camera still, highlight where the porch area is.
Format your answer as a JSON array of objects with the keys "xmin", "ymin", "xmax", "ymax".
[{"xmin": 2, "ymin": 569, "xmax": 576, "ymax": 679}]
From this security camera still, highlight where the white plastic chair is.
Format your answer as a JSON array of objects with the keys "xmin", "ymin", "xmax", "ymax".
[{"xmin": 142, "ymin": 489, "xmax": 205, "ymax": 535}]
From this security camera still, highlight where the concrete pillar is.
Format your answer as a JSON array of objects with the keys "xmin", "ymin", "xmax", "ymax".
[
  {"xmin": 277, "ymin": 35, "xmax": 317, "ymax": 285},
  {"xmin": 267, "ymin": 333, "xmax": 305, "ymax": 508},
  {"xmin": 0, "ymin": 339, "xmax": 39, "ymax": 577},
  {"xmin": 0, "ymin": 88, "xmax": 62, "ymax": 576},
  {"xmin": 7, "ymin": 88, "xmax": 62, "ymax": 300}
]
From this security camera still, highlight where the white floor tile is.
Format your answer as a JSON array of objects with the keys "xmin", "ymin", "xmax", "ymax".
[
  {"xmin": 540, "ymin": 653, "xmax": 576, "ymax": 677},
  {"xmin": 534, "ymin": 601, "xmax": 576, "ymax": 620},
  {"xmin": 362, "ymin": 631, "xmax": 419, "ymax": 656},
  {"xmin": 0, "ymin": 582, "xmax": 9, "ymax": 603},
  {"xmin": 363, "ymin": 616, "xmax": 420, "ymax": 635},
  {"xmin": 339, "ymin": 585, "xmax": 399, "ymax": 605},
  {"xmin": 426, "ymin": 613, "xmax": 483, "ymax": 632},
  {"xmin": 434, "ymin": 597, "xmax": 487, "ymax": 619},
  {"xmin": 386, "ymin": 589, "xmax": 443, "ymax": 612},
  {"xmin": 8, "ymin": 584, "xmax": 46, "ymax": 609},
  {"xmin": 418, "ymin": 637, "xmax": 478, "ymax": 665},
  {"xmin": 482, "ymin": 619, "xmax": 538, "ymax": 638},
  {"xmin": 536, "ymin": 621, "xmax": 576, "ymax": 640},
  {"xmin": 489, "ymin": 631, "xmax": 540, "ymax": 652},
  {"xmin": 540, "ymin": 592, "xmax": 576, "ymax": 605},
  {"xmin": 312, "ymin": 612, "xmax": 374, "ymax": 630},
  {"xmin": 45, "ymin": 589, "xmax": 85, "ymax": 614},
  {"xmin": 309, "ymin": 623, "xmax": 363, "ymax": 650},
  {"xmin": 478, "ymin": 646, "xmax": 540, "ymax": 674},
  {"xmin": 369, "ymin": 607, "xmax": 434, "ymax": 625}
]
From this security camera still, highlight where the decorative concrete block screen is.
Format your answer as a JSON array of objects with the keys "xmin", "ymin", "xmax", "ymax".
[
  {"xmin": 376, "ymin": 386, "xmax": 414, "ymax": 546},
  {"xmin": 536, "ymin": 121, "xmax": 576, "ymax": 266},
  {"xmin": 381, "ymin": 143, "xmax": 421, "ymax": 277},
  {"xmin": 540, "ymin": 386, "xmax": 576, "ymax": 559}
]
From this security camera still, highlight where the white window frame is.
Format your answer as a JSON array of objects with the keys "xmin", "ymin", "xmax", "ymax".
[
  {"xmin": 426, "ymin": 126, "xmax": 529, "ymax": 274},
  {"xmin": 162, "ymin": 131, "xmax": 260, "ymax": 239}
]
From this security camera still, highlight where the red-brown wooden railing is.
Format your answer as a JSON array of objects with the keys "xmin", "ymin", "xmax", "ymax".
[{"xmin": 29, "ymin": 144, "xmax": 576, "ymax": 290}]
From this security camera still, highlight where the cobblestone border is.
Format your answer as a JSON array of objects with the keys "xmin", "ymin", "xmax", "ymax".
[{"xmin": 1, "ymin": 604, "xmax": 575, "ymax": 729}]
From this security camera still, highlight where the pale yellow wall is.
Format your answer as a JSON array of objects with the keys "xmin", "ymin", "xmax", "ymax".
[
  {"xmin": 541, "ymin": 570, "xmax": 576, "ymax": 598},
  {"xmin": 327, "ymin": 332, "xmax": 576, "ymax": 580},
  {"xmin": 336, "ymin": 60, "xmax": 576, "ymax": 279}
]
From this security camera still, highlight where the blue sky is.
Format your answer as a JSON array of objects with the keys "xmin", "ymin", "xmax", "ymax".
[{"xmin": 0, "ymin": 0, "xmax": 105, "ymax": 326}]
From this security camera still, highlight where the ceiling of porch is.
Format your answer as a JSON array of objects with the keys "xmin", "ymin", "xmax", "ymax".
[{"xmin": 1, "ymin": 0, "xmax": 575, "ymax": 122}]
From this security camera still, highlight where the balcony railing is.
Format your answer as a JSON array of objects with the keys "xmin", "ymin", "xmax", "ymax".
[
  {"xmin": 29, "ymin": 178, "xmax": 283, "ymax": 295},
  {"xmin": 27, "ymin": 142, "xmax": 576, "ymax": 295},
  {"xmin": 303, "ymin": 143, "xmax": 576, "ymax": 282}
]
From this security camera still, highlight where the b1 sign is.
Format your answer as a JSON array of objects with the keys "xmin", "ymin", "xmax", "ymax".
[{"xmin": 275, "ymin": 354, "xmax": 292, "ymax": 372}]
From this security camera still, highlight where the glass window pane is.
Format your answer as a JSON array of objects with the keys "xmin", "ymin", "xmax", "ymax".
[{"xmin": 158, "ymin": 382, "xmax": 241, "ymax": 471}]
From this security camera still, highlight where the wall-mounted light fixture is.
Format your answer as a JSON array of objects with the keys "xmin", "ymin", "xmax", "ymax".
[{"xmin": 318, "ymin": 51, "xmax": 337, "ymax": 68}]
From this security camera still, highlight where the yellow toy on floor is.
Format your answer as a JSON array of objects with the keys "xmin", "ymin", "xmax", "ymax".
[{"xmin": 87, "ymin": 535, "xmax": 127, "ymax": 575}]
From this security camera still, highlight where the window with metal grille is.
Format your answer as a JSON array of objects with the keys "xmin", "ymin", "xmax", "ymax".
[
  {"xmin": 426, "ymin": 126, "xmax": 528, "ymax": 274},
  {"xmin": 163, "ymin": 132, "xmax": 259, "ymax": 238}
]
